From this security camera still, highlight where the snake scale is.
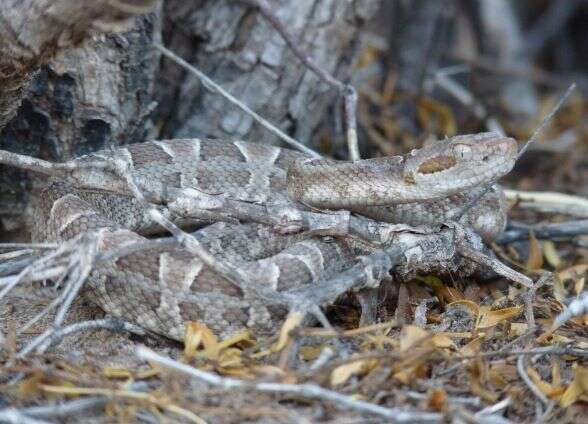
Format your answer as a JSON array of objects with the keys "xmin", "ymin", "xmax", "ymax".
[{"xmin": 26, "ymin": 133, "xmax": 517, "ymax": 340}]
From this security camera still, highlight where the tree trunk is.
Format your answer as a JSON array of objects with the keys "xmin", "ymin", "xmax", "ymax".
[{"xmin": 0, "ymin": 1, "xmax": 161, "ymax": 233}]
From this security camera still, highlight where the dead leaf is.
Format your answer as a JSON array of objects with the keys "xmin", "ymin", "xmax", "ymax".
[
  {"xmin": 218, "ymin": 348, "xmax": 244, "ymax": 369},
  {"xmin": 543, "ymin": 241, "xmax": 562, "ymax": 269},
  {"xmin": 184, "ymin": 321, "xmax": 218, "ymax": 360},
  {"xmin": 561, "ymin": 366, "xmax": 588, "ymax": 407},
  {"xmin": 330, "ymin": 360, "xmax": 369, "ymax": 386},
  {"xmin": 417, "ymin": 98, "xmax": 457, "ymax": 136},
  {"xmin": 459, "ymin": 337, "xmax": 483, "ymax": 356},
  {"xmin": 418, "ymin": 276, "xmax": 463, "ymax": 304},
  {"xmin": 509, "ymin": 322, "xmax": 529, "ymax": 337},
  {"xmin": 184, "ymin": 322, "xmax": 253, "ymax": 362},
  {"xmin": 477, "ymin": 306, "xmax": 523, "ymax": 329},
  {"xmin": 430, "ymin": 334, "xmax": 456, "ymax": 350},
  {"xmin": 489, "ymin": 363, "xmax": 517, "ymax": 388},
  {"xmin": 527, "ymin": 366, "xmax": 557, "ymax": 398},
  {"xmin": 468, "ymin": 360, "xmax": 498, "ymax": 402},
  {"xmin": 299, "ymin": 345, "xmax": 326, "ymax": 361},
  {"xmin": 526, "ymin": 231, "xmax": 543, "ymax": 271},
  {"xmin": 102, "ymin": 368, "xmax": 132, "ymax": 380},
  {"xmin": 273, "ymin": 311, "xmax": 304, "ymax": 353},
  {"xmin": 394, "ymin": 362, "xmax": 429, "ymax": 385},
  {"xmin": 555, "ymin": 265, "xmax": 588, "ymax": 301},
  {"xmin": 253, "ymin": 311, "xmax": 305, "ymax": 358},
  {"xmin": 574, "ymin": 277, "xmax": 585, "ymax": 296},
  {"xmin": 399, "ymin": 325, "xmax": 429, "ymax": 352},
  {"xmin": 427, "ymin": 388, "xmax": 448, "ymax": 412}
]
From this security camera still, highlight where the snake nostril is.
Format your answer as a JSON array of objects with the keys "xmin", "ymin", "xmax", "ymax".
[{"xmin": 482, "ymin": 155, "xmax": 489, "ymax": 162}]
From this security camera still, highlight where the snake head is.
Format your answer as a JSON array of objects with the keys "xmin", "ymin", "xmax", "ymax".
[{"xmin": 402, "ymin": 132, "xmax": 518, "ymax": 195}]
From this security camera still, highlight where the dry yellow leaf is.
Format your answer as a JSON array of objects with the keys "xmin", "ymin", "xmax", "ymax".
[
  {"xmin": 252, "ymin": 365, "xmax": 287, "ymax": 380},
  {"xmin": 552, "ymin": 360, "xmax": 562, "ymax": 387},
  {"xmin": 330, "ymin": 360, "xmax": 368, "ymax": 386},
  {"xmin": 217, "ymin": 331, "xmax": 255, "ymax": 351},
  {"xmin": 509, "ymin": 322, "xmax": 529, "ymax": 337},
  {"xmin": 418, "ymin": 275, "xmax": 463, "ymax": 304},
  {"xmin": 526, "ymin": 231, "xmax": 543, "ymax": 271},
  {"xmin": 417, "ymin": 98, "xmax": 457, "ymax": 137},
  {"xmin": 470, "ymin": 379, "xmax": 499, "ymax": 403},
  {"xmin": 394, "ymin": 362, "xmax": 428, "ymax": 385},
  {"xmin": 527, "ymin": 366, "xmax": 556, "ymax": 397},
  {"xmin": 555, "ymin": 265, "xmax": 588, "ymax": 301},
  {"xmin": 218, "ymin": 364, "xmax": 255, "ymax": 379},
  {"xmin": 273, "ymin": 311, "xmax": 304, "ymax": 353},
  {"xmin": 430, "ymin": 334, "xmax": 456, "ymax": 350},
  {"xmin": 218, "ymin": 348, "xmax": 244, "ymax": 369},
  {"xmin": 184, "ymin": 321, "xmax": 218, "ymax": 360},
  {"xmin": 102, "ymin": 367, "xmax": 132, "ymax": 379},
  {"xmin": 459, "ymin": 337, "xmax": 483, "ymax": 356},
  {"xmin": 427, "ymin": 388, "xmax": 448, "ymax": 412},
  {"xmin": 489, "ymin": 363, "xmax": 517, "ymax": 388},
  {"xmin": 574, "ymin": 276, "xmax": 585, "ymax": 296},
  {"xmin": 299, "ymin": 345, "xmax": 326, "ymax": 361},
  {"xmin": 361, "ymin": 333, "xmax": 398, "ymax": 351},
  {"xmin": 543, "ymin": 240, "xmax": 562, "ymax": 269},
  {"xmin": 560, "ymin": 366, "xmax": 588, "ymax": 407},
  {"xmin": 559, "ymin": 264, "xmax": 588, "ymax": 278},
  {"xmin": 399, "ymin": 325, "xmax": 429, "ymax": 352},
  {"xmin": 477, "ymin": 306, "xmax": 523, "ymax": 329}
]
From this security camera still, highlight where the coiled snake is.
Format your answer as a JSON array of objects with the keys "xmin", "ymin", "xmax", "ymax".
[{"xmin": 24, "ymin": 132, "xmax": 517, "ymax": 340}]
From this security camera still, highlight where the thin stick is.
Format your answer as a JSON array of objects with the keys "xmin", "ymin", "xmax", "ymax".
[
  {"xmin": 19, "ymin": 318, "xmax": 146, "ymax": 357},
  {"xmin": 1, "ymin": 397, "xmax": 107, "ymax": 420},
  {"xmin": 498, "ymin": 219, "xmax": 588, "ymax": 244},
  {"xmin": 0, "ymin": 149, "xmax": 110, "ymax": 176},
  {"xmin": 505, "ymin": 189, "xmax": 588, "ymax": 217},
  {"xmin": 517, "ymin": 354, "xmax": 549, "ymax": 406},
  {"xmin": 154, "ymin": 42, "xmax": 320, "ymax": 158},
  {"xmin": 137, "ymin": 346, "xmax": 442, "ymax": 423},
  {"xmin": 344, "ymin": 85, "xmax": 360, "ymax": 160},
  {"xmin": 518, "ymin": 83, "xmax": 576, "ymax": 157}
]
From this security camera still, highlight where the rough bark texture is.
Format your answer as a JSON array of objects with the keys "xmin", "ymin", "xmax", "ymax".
[
  {"xmin": 155, "ymin": 0, "xmax": 381, "ymax": 150},
  {"xmin": 0, "ymin": 1, "xmax": 161, "ymax": 230},
  {"xmin": 0, "ymin": 0, "xmax": 159, "ymax": 130}
]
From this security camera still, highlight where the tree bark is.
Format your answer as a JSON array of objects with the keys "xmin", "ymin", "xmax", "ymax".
[
  {"xmin": 0, "ymin": 1, "xmax": 161, "ymax": 231},
  {"xmin": 155, "ymin": 0, "xmax": 380, "ymax": 149}
]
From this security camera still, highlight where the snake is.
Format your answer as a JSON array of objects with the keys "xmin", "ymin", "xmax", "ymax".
[{"xmin": 23, "ymin": 132, "xmax": 517, "ymax": 340}]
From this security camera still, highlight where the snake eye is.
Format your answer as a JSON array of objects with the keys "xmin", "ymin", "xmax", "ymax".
[{"xmin": 452, "ymin": 143, "xmax": 473, "ymax": 160}]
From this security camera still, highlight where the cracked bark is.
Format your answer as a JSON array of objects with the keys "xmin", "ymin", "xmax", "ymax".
[
  {"xmin": 0, "ymin": 1, "xmax": 161, "ymax": 232},
  {"xmin": 155, "ymin": 0, "xmax": 380, "ymax": 150}
]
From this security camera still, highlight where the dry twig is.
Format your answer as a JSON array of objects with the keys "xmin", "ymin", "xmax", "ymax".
[{"xmin": 137, "ymin": 346, "xmax": 442, "ymax": 423}]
